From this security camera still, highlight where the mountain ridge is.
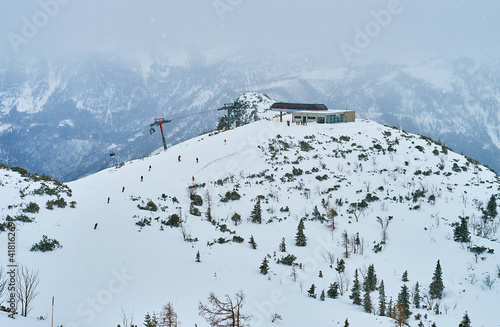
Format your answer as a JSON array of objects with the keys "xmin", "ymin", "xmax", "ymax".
[{"xmin": 1, "ymin": 54, "xmax": 499, "ymax": 181}]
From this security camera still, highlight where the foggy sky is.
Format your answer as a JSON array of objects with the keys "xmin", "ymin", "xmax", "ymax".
[{"xmin": 1, "ymin": 0, "xmax": 500, "ymax": 64}]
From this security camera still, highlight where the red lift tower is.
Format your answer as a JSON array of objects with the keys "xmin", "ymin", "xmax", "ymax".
[{"xmin": 150, "ymin": 118, "xmax": 171, "ymax": 150}]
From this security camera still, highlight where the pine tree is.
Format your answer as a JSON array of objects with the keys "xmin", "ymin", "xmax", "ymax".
[
  {"xmin": 378, "ymin": 280, "xmax": 386, "ymax": 316},
  {"xmin": 279, "ymin": 237, "xmax": 286, "ymax": 252},
  {"xmin": 320, "ymin": 289, "xmax": 325, "ymax": 301},
  {"xmin": 398, "ymin": 284, "xmax": 411, "ymax": 319},
  {"xmin": 459, "ymin": 312, "xmax": 471, "ymax": 327},
  {"xmin": 249, "ymin": 235, "xmax": 257, "ymax": 249},
  {"xmin": 364, "ymin": 264, "xmax": 377, "ymax": 291},
  {"xmin": 250, "ymin": 199, "xmax": 262, "ymax": 223},
  {"xmin": 327, "ymin": 282, "xmax": 339, "ymax": 299},
  {"xmin": 350, "ymin": 269, "xmax": 362, "ymax": 305},
  {"xmin": 259, "ymin": 257, "xmax": 269, "ymax": 275},
  {"xmin": 144, "ymin": 312, "xmax": 155, "ymax": 327},
  {"xmin": 453, "ymin": 216, "xmax": 470, "ymax": 243},
  {"xmin": 486, "ymin": 194, "xmax": 498, "ymax": 219},
  {"xmin": 434, "ymin": 303, "xmax": 440, "ymax": 315},
  {"xmin": 195, "ymin": 251, "xmax": 201, "ymax": 263},
  {"xmin": 295, "ymin": 218, "xmax": 307, "ymax": 246},
  {"xmin": 312, "ymin": 205, "xmax": 325, "ymax": 223},
  {"xmin": 429, "ymin": 260, "xmax": 444, "ymax": 299},
  {"xmin": 431, "ymin": 323, "xmax": 437, "ymax": 327},
  {"xmin": 151, "ymin": 312, "xmax": 158, "ymax": 326},
  {"xmin": 413, "ymin": 282, "xmax": 421, "ymax": 308},
  {"xmin": 363, "ymin": 287, "xmax": 372, "ymax": 313},
  {"xmin": 307, "ymin": 284, "xmax": 317, "ymax": 298},
  {"xmin": 344, "ymin": 318, "xmax": 349, "ymax": 327},
  {"xmin": 402, "ymin": 270, "xmax": 409, "ymax": 282},
  {"xmin": 335, "ymin": 259, "xmax": 346, "ymax": 273}
]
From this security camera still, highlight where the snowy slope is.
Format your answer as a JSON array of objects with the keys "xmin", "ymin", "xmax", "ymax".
[{"xmin": 0, "ymin": 118, "xmax": 499, "ymax": 327}]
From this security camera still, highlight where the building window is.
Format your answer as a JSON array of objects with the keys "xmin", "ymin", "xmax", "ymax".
[
  {"xmin": 317, "ymin": 116, "xmax": 325, "ymax": 124},
  {"xmin": 294, "ymin": 116, "xmax": 301, "ymax": 120},
  {"xmin": 326, "ymin": 114, "xmax": 345, "ymax": 124},
  {"xmin": 308, "ymin": 116, "xmax": 316, "ymax": 120}
]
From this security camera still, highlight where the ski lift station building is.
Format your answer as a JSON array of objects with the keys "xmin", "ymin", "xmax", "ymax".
[{"xmin": 270, "ymin": 102, "xmax": 355, "ymax": 124}]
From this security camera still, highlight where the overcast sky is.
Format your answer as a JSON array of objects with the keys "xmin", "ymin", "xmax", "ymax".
[{"xmin": 1, "ymin": 0, "xmax": 499, "ymax": 64}]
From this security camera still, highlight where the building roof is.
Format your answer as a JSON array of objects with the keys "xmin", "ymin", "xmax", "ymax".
[{"xmin": 270, "ymin": 102, "xmax": 328, "ymax": 111}]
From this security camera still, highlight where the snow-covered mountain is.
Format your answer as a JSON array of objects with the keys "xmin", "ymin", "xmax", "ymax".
[
  {"xmin": 1, "ymin": 117, "xmax": 499, "ymax": 327},
  {"xmin": 0, "ymin": 54, "xmax": 499, "ymax": 181}
]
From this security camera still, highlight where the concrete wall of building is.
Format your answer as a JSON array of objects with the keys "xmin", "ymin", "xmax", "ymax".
[{"xmin": 345, "ymin": 111, "xmax": 355, "ymax": 122}]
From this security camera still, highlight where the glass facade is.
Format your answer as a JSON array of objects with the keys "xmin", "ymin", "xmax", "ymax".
[
  {"xmin": 292, "ymin": 112, "xmax": 348, "ymax": 124},
  {"xmin": 326, "ymin": 114, "xmax": 344, "ymax": 124}
]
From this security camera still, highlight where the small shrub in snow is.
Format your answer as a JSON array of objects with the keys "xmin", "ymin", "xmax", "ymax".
[
  {"xmin": 299, "ymin": 140, "xmax": 314, "ymax": 152},
  {"xmin": 23, "ymin": 202, "xmax": 40, "ymax": 213},
  {"xmin": 191, "ymin": 194, "xmax": 203, "ymax": 206},
  {"xmin": 220, "ymin": 190, "xmax": 241, "ymax": 202},
  {"xmin": 162, "ymin": 214, "xmax": 181, "ymax": 227},
  {"xmin": 136, "ymin": 217, "xmax": 152, "ymax": 227},
  {"xmin": 30, "ymin": 235, "xmax": 62, "ymax": 252},
  {"xmin": 138, "ymin": 200, "xmax": 158, "ymax": 211},
  {"xmin": 14, "ymin": 214, "xmax": 34, "ymax": 223},
  {"xmin": 232, "ymin": 235, "xmax": 244, "ymax": 243},
  {"xmin": 277, "ymin": 254, "xmax": 296, "ymax": 266},
  {"xmin": 190, "ymin": 203, "xmax": 201, "ymax": 216},
  {"xmin": 315, "ymin": 174, "xmax": 329, "ymax": 181},
  {"xmin": 292, "ymin": 166, "xmax": 303, "ymax": 176}
]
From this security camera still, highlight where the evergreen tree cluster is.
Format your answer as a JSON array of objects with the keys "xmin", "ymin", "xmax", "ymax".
[{"xmin": 452, "ymin": 216, "xmax": 470, "ymax": 243}]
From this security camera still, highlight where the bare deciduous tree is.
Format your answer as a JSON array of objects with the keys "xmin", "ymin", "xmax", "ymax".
[
  {"xmin": 376, "ymin": 216, "xmax": 391, "ymax": 244},
  {"xmin": 481, "ymin": 273, "xmax": 496, "ymax": 290},
  {"xmin": 0, "ymin": 265, "xmax": 8, "ymax": 301},
  {"xmin": 120, "ymin": 307, "xmax": 135, "ymax": 327},
  {"xmin": 205, "ymin": 189, "xmax": 213, "ymax": 222},
  {"xmin": 199, "ymin": 291, "xmax": 250, "ymax": 327},
  {"xmin": 326, "ymin": 207, "xmax": 338, "ymax": 237},
  {"xmin": 290, "ymin": 266, "xmax": 298, "ymax": 283},
  {"xmin": 336, "ymin": 272, "xmax": 349, "ymax": 296},
  {"xmin": 392, "ymin": 300, "xmax": 408, "ymax": 327},
  {"xmin": 15, "ymin": 265, "xmax": 39, "ymax": 317}
]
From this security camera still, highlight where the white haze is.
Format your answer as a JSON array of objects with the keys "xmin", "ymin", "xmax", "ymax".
[{"xmin": 1, "ymin": 0, "xmax": 500, "ymax": 64}]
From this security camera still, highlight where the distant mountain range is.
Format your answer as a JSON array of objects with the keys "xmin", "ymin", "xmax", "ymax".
[{"xmin": 0, "ymin": 53, "xmax": 498, "ymax": 181}]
